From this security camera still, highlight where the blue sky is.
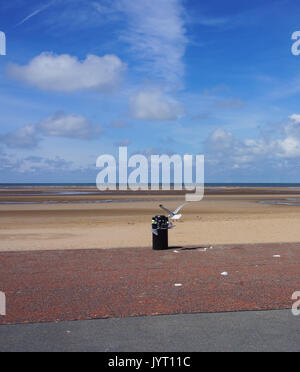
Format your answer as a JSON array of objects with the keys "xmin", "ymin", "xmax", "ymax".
[{"xmin": 1, "ymin": 0, "xmax": 300, "ymax": 183}]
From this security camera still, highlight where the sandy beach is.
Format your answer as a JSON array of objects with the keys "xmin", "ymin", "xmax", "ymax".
[{"xmin": 1, "ymin": 186, "xmax": 300, "ymax": 252}]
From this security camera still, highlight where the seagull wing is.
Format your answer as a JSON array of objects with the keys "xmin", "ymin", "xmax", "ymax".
[
  {"xmin": 173, "ymin": 202, "xmax": 188, "ymax": 215},
  {"xmin": 159, "ymin": 204, "xmax": 174, "ymax": 216}
]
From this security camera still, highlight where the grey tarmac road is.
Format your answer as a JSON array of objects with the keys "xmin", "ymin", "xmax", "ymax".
[{"xmin": 0, "ymin": 309, "xmax": 299, "ymax": 352}]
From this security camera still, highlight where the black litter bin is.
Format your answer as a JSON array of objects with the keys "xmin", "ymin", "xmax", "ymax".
[{"xmin": 152, "ymin": 215, "xmax": 169, "ymax": 250}]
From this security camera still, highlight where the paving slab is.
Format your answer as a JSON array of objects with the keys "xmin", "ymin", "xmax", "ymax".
[{"xmin": 0, "ymin": 243, "xmax": 300, "ymax": 325}]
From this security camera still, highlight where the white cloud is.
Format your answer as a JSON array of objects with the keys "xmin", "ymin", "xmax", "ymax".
[
  {"xmin": 38, "ymin": 112, "xmax": 101, "ymax": 139},
  {"xmin": 119, "ymin": 0, "xmax": 187, "ymax": 85},
  {"xmin": 277, "ymin": 137, "xmax": 300, "ymax": 158},
  {"xmin": 205, "ymin": 114, "xmax": 300, "ymax": 171},
  {"xmin": 18, "ymin": 1, "xmax": 187, "ymax": 86},
  {"xmin": 0, "ymin": 149, "xmax": 100, "ymax": 181},
  {"xmin": 130, "ymin": 89, "xmax": 185, "ymax": 121},
  {"xmin": 0, "ymin": 112, "xmax": 101, "ymax": 149},
  {"xmin": 0, "ymin": 125, "xmax": 40, "ymax": 149},
  {"xmin": 0, "ymin": 149, "xmax": 19, "ymax": 170},
  {"xmin": 16, "ymin": 156, "xmax": 73, "ymax": 174},
  {"xmin": 7, "ymin": 52, "xmax": 126, "ymax": 92},
  {"xmin": 289, "ymin": 114, "xmax": 300, "ymax": 123},
  {"xmin": 121, "ymin": 1, "xmax": 187, "ymax": 121},
  {"xmin": 207, "ymin": 128, "xmax": 277, "ymax": 165},
  {"xmin": 284, "ymin": 114, "xmax": 300, "ymax": 138},
  {"xmin": 0, "ymin": 150, "xmax": 92, "ymax": 176},
  {"xmin": 206, "ymin": 129, "xmax": 237, "ymax": 152}
]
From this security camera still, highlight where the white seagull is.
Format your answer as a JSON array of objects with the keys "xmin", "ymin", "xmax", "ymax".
[{"xmin": 159, "ymin": 202, "xmax": 188, "ymax": 220}]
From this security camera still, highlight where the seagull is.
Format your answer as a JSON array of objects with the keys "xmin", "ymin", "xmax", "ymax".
[{"xmin": 159, "ymin": 202, "xmax": 188, "ymax": 220}]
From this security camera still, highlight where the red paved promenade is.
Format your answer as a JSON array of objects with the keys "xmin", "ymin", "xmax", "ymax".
[{"xmin": 0, "ymin": 243, "xmax": 300, "ymax": 325}]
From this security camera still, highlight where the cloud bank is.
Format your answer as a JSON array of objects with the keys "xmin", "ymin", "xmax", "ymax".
[{"xmin": 205, "ymin": 114, "xmax": 300, "ymax": 174}]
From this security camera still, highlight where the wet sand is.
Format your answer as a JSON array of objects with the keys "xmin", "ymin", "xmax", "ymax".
[{"xmin": 1, "ymin": 187, "xmax": 300, "ymax": 251}]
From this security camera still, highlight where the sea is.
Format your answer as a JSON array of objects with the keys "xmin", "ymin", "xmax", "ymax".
[
  {"xmin": 0, "ymin": 183, "xmax": 300, "ymax": 206},
  {"xmin": 1, "ymin": 183, "xmax": 300, "ymax": 188}
]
